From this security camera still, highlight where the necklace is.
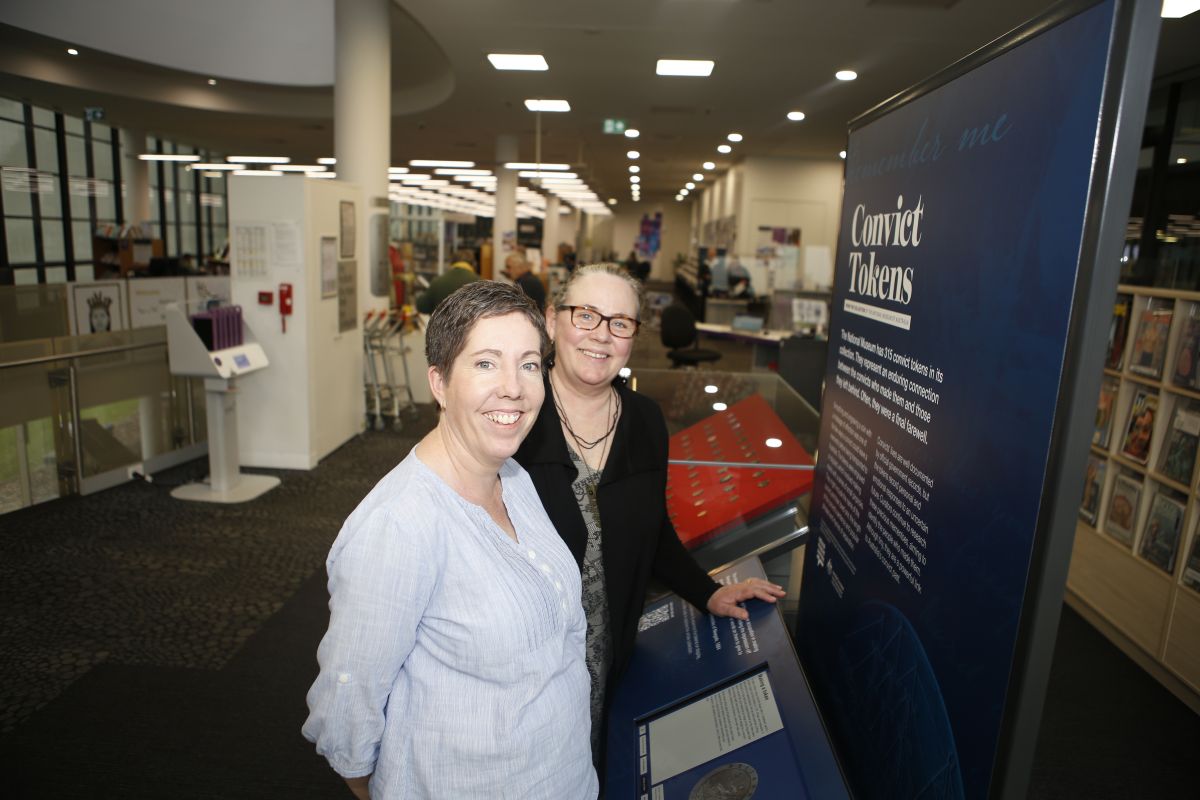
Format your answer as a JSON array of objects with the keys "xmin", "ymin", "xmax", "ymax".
[{"xmin": 551, "ymin": 373, "xmax": 620, "ymax": 450}]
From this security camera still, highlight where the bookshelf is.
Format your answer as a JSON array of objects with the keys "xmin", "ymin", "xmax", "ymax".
[{"xmin": 1070, "ymin": 284, "xmax": 1200, "ymax": 712}]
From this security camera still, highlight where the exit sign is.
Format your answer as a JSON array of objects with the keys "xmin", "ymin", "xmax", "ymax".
[{"xmin": 603, "ymin": 118, "xmax": 626, "ymax": 135}]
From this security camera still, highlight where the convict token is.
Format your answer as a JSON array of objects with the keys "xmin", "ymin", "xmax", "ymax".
[{"xmin": 688, "ymin": 762, "xmax": 758, "ymax": 800}]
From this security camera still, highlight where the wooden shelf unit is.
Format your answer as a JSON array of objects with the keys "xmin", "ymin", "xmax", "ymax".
[{"xmin": 1069, "ymin": 284, "xmax": 1200, "ymax": 712}]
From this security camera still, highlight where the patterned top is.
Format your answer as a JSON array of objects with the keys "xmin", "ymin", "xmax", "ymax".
[
  {"xmin": 567, "ymin": 445, "xmax": 613, "ymax": 766},
  {"xmin": 303, "ymin": 448, "xmax": 597, "ymax": 800}
]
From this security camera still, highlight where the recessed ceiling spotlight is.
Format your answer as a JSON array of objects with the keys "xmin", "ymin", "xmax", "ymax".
[
  {"xmin": 727, "ymin": 133, "xmax": 743, "ymax": 143},
  {"xmin": 630, "ymin": 176, "xmax": 641, "ymax": 184},
  {"xmin": 656, "ymin": 59, "xmax": 715, "ymax": 77},
  {"xmin": 608, "ymin": 198, "xmax": 617, "ymax": 205},
  {"xmin": 1178, "ymin": 157, "xmax": 1189, "ymax": 164},
  {"xmin": 765, "ymin": 437, "xmax": 783, "ymax": 448},
  {"xmin": 692, "ymin": 173, "xmax": 703, "ymax": 181},
  {"xmin": 629, "ymin": 165, "xmax": 640, "ymax": 174},
  {"xmin": 66, "ymin": 48, "xmax": 79, "ymax": 56},
  {"xmin": 685, "ymin": 182, "xmax": 695, "ymax": 189},
  {"xmin": 524, "ymin": 99, "xmax": 571, "ymax": 112},
  {"xmin": 207, "ymin": 78, "xmax": 218, "ymax": 86},
  {"xmin": 624, "ymin": 128, "xmax": 640, "ymax": 139},
  {"xmin": 787, "ymin": 110, "xmax": 806, "ymax": 121},
  {"xmin": 487, "ymin": 53, "xmax": 549, "ymax": 71},
  {"xmin": 717, "ymin": 144, "xmax": 732, "ymax": 154},
  {"xmin": 836, "ymin": 70, "xmax": 858, "ymax": 81},
  {"xmin": 839, "ymin": 150, "xmax": 847, "ymax": 159},
  {"xmin": 702, "ymin": 161, "xmax": 715, "ymax": 170},
  {"xmin": 627, "ymin": 150, "xmax": 640, "ymax": 159}
]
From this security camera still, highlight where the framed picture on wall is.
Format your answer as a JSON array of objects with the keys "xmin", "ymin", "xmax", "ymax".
[
  {"xmin": 69, "ymin": 281, "xmax": 127, "ymax": 335},
  {"xmin": 339, "ymin": 201, "xmax": 356, "ymax": 259}
]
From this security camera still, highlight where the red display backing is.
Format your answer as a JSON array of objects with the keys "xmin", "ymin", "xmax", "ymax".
[{"xmin": 666, "ymin": 393, "xmax": 814, "ymax": 547}]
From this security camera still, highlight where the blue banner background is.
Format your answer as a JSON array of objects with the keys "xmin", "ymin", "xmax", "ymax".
[{"xmin": 798, "ymin": 3, "xmax": 1116, "ymax": 798}]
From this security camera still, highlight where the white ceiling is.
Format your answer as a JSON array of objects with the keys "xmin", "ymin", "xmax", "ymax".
[{"xmin": 0, "ymin": 0, "xmax": 1196, "ymax": 205}]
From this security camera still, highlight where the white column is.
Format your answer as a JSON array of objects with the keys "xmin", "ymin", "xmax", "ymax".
[
  {"xmin": 542, "ymin": 194, "xmax": 560, "ymax": 270},
  {"xmin": 120, "ymin": 128, "xmax": 151, "ymax": 230},
  {"xmin": 493, "ymin": 135, "xmax": 518, "ymax": 280},
  {"xmin": 335, "ymin": 0, "xmax": 391, "ymax": 309}
]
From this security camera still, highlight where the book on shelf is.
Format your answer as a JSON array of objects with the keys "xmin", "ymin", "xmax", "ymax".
[
  {"xmin": 1171, "ymin": 303, "xmax": 1200, "ymax": 390},
  {"xmin": 1093, "ymin": 376, "xmax": 1120, "ymax": 448},
  {"xmin": 1128, "ymin": 302, "xmax": 1173, "ymax": 379},
  {"xmin": 1183, "ymin": 534, "xmax": 1200, "ymax": 592},
  {"xmin": 1079, "ymin": 455, "xmax": 1105, "ymax": 525},
  {"xmin": 1105, "ymin": 293, "xmax": 1133, "ymax": 370},
  {"xmin": 1120, "ymin": 389, "xmax": 1158, "ymax": 464},
  {"xmin": 1139, "ymin": 490, "xmax": 1185, "ymax": 574},
  {"xmin": 1104, "ymin": 473, "xmax": 1141, "ymax": 545},
  {"xmin": 1157, "ymin": 400, "xmax": 1200, "ymax": 485}
]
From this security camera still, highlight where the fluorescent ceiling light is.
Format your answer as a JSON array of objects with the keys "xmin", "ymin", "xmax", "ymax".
[
  {"xmin": 274, "ymin": 164, "xmax": 326, "ymax": 172},
  {"xmin": 524, "ymin": 99, "xmax": 571, "ymax": 112},
  {"xmin": 487, "ymin": 53, "xmax": 549, "ymax": 71},
  {"xmin": 139, "ymin": 154, "xmax": 200, "ymax": 162},
  {"xmin": 693, "ymin": 173, "xmax": 703, "ymax": 181},
  {"xmin": 400, "ymin": 175, "xmax": 432, "ymax": 182},
  {"xmin": 1178, "ymin": 157, "xmax": 1189, "ymax": 164},
  {"xmin": 518, "ymin": 171, "xmax": 578, "ymax": 178},
  {"xmin": 203, "ymin": 172, "xmax": 224, "ymax": 179},
  {"xmin": 189, "ymin": 163, "xmax": 240, "ymax": 171},
  {"xmin": 1162, "ymin": 1, "xmax": 1200, "ymax": 15},
  {"xmin": 309, "ymin": 172, "xmax": 336, "ymax": 179},
  {"xmin": 504, "ymin": 162, "xmax": 570, "ymax": 170},
  {"xmin": 627, "ymin": 150, "xmax": 640, "ymax": 159},
  {"xmin": 228, "ymin": 156, "xmax": 291, "ymax": 164},
  {"xmin": 233, "ymin": 170, "xmax": 283, "ymax": 177},
  {"xmin": 787, "ymin": 111, "xmax": 806, "ymax": 122},
  {"xmin": 410, "ymin": 159, "xmax": 475, "ymax": 167},
  {"xmin": 727, "ymin": 133, "xmax": 743, "ymax": 143},
  {"xmin": 388, "ymin": 167, "xmax": 410, "ymax": 174},
  {"xmin": 702, "ymin": 161, "xmax": 715, "ymax": 170},
  {"xmin": 318, "ymin": 157, "xmax": 337, "ymax": 165},
  {"xmin": 835, "ymin": 70, "xmax": 858, "ymax": 81},
  {"xmin": 717, "ymin": 144, "xmax": 732, "ymax": 154},
  {"xmin": 656, "ymin": 59, "xmax": 715, "ymax": 77},
  {"xmin": 434, "ymin": 168, "xmax": 492, "ymax": 175},
  {"xmin": 629, "ymin": 166, "xmax": 640, "ymax": 174}
]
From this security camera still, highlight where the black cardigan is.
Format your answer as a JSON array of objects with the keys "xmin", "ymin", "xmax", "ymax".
[{"xmin": 514, "ymin": 373, "xmax": 720, "ymax": 683}]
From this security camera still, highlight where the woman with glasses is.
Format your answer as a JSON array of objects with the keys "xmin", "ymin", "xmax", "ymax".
[{"xmin": 514, "ymin": 263, "xmax": 785, "ymax": 777}]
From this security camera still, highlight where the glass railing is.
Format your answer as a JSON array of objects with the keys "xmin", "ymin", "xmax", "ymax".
[{"xmin": 0, "ymin": 327, "xmax": 207, "ymax": 516}]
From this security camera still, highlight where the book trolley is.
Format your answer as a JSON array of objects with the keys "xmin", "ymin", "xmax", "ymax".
[{"xmin": 1075, "ymin": 284, "xmax": 1200, "ymax": 709}]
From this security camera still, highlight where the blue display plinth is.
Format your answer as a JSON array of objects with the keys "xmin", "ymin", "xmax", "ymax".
[{"xmin": 606, "ymin": 557, "xmax": 848, "ymax": 799}]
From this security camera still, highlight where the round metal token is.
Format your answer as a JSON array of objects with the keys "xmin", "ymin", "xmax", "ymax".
[{"xmin": 688, "ymin": 762, "xmax": 758, "ymax": 800}]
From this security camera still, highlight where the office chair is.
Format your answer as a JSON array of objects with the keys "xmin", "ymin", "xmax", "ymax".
[{"xmin": 661, "ymin": 304, "xmax": 722, "ymax": 369}]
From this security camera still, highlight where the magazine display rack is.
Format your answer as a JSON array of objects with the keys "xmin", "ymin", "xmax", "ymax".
[{"xmin": 1072, "ymin": 284, "xmax": 1200, "ymax": 710}]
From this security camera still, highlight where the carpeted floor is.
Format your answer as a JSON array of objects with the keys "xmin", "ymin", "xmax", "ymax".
[{"xmin": 1, "ymin": 392, "xmax": 1197, "ymax": 797}]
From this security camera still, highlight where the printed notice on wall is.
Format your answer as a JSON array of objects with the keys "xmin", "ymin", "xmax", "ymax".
[
  {"xmin": 232, "ymin": 223, "xmax": 269, "ymax": 279},
  {"xmin": 647, "ymin": 671, "xmax": 783, "ymax": 786}
]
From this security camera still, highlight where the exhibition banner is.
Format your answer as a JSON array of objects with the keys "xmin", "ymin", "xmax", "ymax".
[{"xmin": 797, "ymin": 2, "xmax": 1153, "ymax": 798}]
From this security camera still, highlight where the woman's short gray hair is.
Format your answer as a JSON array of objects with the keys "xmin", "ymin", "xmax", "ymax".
[
  {"xmin": 425, "ymin": 280, "xmax": 550, "ymax": 377},
  {"xmin": 551, "ymin": 262, "xmax": 645, "ymax": 318}
]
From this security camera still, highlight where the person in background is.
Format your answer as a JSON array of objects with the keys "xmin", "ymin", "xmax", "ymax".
[
  {"xmin": 504, "ymin": 252, "xmax": 547, "ymax": 311},
  {"xmin": 514, "ymin": 262, "xmax": 786, "ymax": 775},
  {"xmin": 415, "ymin": 249, "xmax": 480, "ymax": 314},
  {"xmin": 304, "ymin": 281, "xmax": 597, "ymax": 800}
]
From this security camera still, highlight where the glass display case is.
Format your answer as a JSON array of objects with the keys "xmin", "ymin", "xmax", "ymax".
[{"xmin": 626, "ymin": 367, "xmax": 820, "ymax": 573}]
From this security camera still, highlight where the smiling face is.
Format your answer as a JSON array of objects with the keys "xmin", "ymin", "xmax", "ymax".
[
  {"xmin": 428, "ymin": 312, "xmax": 546, "ymax": 470},
  {"xmin": 548, "ymin": 272, "xmax": 640, "ymax": 389}
]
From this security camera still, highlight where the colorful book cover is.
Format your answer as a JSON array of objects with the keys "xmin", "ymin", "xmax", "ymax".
[
  {"xmin": 1093, "ymin": 376, "xmax": 1119, "ymax": 448},
  {"xmin": 1104, "ymin": 474, "xmax": 1141, "ymax": 546},
  {"xmin": 1105, "ymin": 293, "xmax": 1132, "ymax": 370},
  {"xmin": 1128, "ymin": 303, "xmax": 1173, "ymax": 379},
  {"xmin": 1139, "ymin": 491, "xmax": 1184, "ymax": 574},
  {"xmin": 1157, "ymin": 400, "xmax": 1200, "ymax": 486},
  {"xmin": 1120, "ymin": 389, "xmax": 1158, "ymax": 464},
  {"xmin": 1079, "ymin": 455, "xmax": 1105, "ymax": 525},
  {"xmin": 1170, "ymin": 307, "xmax": 1200, "ymax": 389}
]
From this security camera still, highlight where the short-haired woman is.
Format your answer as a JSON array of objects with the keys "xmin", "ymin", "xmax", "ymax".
[{"xmin": 304, "ymin": 281, "xmax": 597, "ymax": 799}]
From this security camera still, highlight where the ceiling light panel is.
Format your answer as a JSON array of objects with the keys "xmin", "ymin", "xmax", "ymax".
[
  {"xmin": 487, "ymin": 53, "xmax": 549, "ymax": 71},
  {"xmin": 656, "ymin": 59, "xmax": 715, "ymax": 77},
  {"xmin": 410, "ymin": 159, "xmax": 475, "ymax": 167},
  {"xmin": 503, "ymin": 162, "xmax": 571, "ymax": 170},
  {"xmin": 140, "ymin": 154, "xmax": 200, "ymax": 162},
  {"xmin": 524, "ymin": 99, "xmax": 571, "ymax": 112},
  {"xmin": 228, "ymin": 156, "xmax": 291, "ymax": 164}
]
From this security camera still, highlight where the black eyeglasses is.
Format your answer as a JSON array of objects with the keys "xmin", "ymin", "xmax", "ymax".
[{"xmin": 557, "ymin": 305, "xmax": 641, "ymax": 339}]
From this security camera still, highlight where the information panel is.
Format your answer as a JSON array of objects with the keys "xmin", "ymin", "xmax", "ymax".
[{"xmin": 797, "ymin": 2, "xmax": 1152, "ymax": 798}]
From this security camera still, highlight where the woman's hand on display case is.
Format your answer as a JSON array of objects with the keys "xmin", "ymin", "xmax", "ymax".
[{"xmin": 706, "ymin": 579, "xmax": 787, "ymax": 621}]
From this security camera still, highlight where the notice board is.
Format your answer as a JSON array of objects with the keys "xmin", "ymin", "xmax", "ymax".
[{"xmin": 796, "ymin": 2, "xmax": 1159, "ymax": 799}]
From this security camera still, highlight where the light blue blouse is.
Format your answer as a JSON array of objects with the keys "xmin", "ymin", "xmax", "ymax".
[{"xmin": 303, "ymin": 449, "xmax": 597, "ymax": 799}]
